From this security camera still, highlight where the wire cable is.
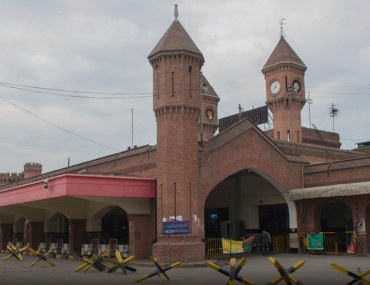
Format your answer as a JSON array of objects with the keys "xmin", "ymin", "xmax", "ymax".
[
  {"xmin": 0, "ymin": 82, "xmax": 152, "ymax": 99},
  {"xmin": 0, "ymin": 96, "xmax": 120, "ymax": 151}
]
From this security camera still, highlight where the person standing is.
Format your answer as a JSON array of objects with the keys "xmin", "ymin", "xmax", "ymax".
[{"xmin": 260, "ymin": 230, "xmax": 271, "ymax": 255}]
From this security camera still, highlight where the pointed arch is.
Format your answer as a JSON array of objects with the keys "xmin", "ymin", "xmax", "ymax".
[
  {"xmin": 92, "ymin": 205, "xmax": 129, "ymax": 244},
  {"xmin": 13, "ymin": 217, "xmax": 26, "ymax": 243},
  {"xmin": 46, "ymin": 212, "xmax": 70, "ymax": 243}
]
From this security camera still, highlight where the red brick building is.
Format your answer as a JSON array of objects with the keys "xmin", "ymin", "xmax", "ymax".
[{"xmin": 0, "ymin": 7, "xmax": 369, "ymax": 261}]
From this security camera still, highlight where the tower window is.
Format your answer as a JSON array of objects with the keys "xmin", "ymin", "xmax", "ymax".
[
  {"xmin": 156, "ymin": 71, "xmax": 160, "ymax": 99},
  {"xmin": 277, "ymin": 131, "xmax": 280, "ymax": 140},
  {"xmin": 171, "ymin": 72, "xmax": 175, "ymax": 97},
  {"xmin": 287, "ymin": 130, "xmax": 290, "ymax": 142},
  {"xmin": 189, "ymin": 66, "xmax": 192, "ymax": 98},
  {"xmin": 285, "ymin": 76, "xmax": 288, "ymax": 91}
]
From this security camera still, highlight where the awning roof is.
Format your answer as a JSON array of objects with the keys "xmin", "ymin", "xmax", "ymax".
[
  {"xmin": 289, "ymin": 181, "xmax": 370, "ymax": 201},
  {"xmin": 0, "ymin": 174, "xmax": 156, "ymax": 207}
]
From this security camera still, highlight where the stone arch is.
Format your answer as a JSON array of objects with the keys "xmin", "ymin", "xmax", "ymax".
[
  {"xmin": 203, "ymin": 168, "xmax": 294, "ymax": 253},
  {"xmin": 45, "ymin": 212, "xmax": 70, "ymax": 243},
  {"xmin": 313, "ymin": 198, "xmax": 354, "ymax": 233},
  {"xmin": 92, "ymin": 205, "xmax": 129, "ymax": 244},
  {"xmin": 13, "ymin": 217, "xmax": 26, "ymax": 243},
  {"xmin": 317, "ymin": 199, "xmax": 354, "ymax": 252},
  {"xmin": 320, "ymin": 201, "xmax": 353, "ymax": 232},
  {"xmin": 92, "ymin": 205, "xmax": 120, "ymax": 220},
  {"xmin": 202, "ymin": 167, "xmax": 297, "ymax": 232}
]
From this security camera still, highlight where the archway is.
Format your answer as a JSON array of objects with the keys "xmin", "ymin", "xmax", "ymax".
[
  {"xmin": 101, "ymin": 207, "xmax": 129, "ymax": 244},
  {"xmin": 320, "ymin": 202, "xmax": 353, "ymax": 251},
  {"xmin": 46, "ymin": 212, "xmax": 69, "ymax": 243},
  {"xmin": 13, "ymin": 217, "xmax": 26, "ymax": 243},
  {"xmin": 320, "ymin": 202, "xmax": 353, "ymax": 232},
  {"xmin": 204, "ymin": 169, "xmax": 289, "ymax": 252}
]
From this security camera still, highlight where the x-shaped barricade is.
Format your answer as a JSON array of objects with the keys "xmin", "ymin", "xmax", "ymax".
[
  {"xmin": 330, "ymin": 263, "xmax": 370, "ymax": 285},
  {"xmin": 107, "ymin": 250, "xmax": 136, "ymax": 274},
  {"xmin": 75, "ymin": 250, "xmax": 111, "ymax": 273},
  {"xmin": 28, "ymin": 248, "xmax": 56, "ymax": 267},
  {"xmin": 135, "ymin": 256, "xmax": 181, "ymax": 283},
  {"xmin": 206, "ymin": 257, "xmax": 255, "ymax": 285},
  {"xmin": 267, "ymin": 257, "xmax": 304, "ymax": 285},
  {"xmin": 2, "ymin": 245, "xmax": 28, "ymax": 261}
]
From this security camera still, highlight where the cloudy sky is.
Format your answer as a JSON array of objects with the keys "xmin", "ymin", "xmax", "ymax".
[{"xmin": 1, "ymin": 0, "xmax": 369, "ymax": 173}]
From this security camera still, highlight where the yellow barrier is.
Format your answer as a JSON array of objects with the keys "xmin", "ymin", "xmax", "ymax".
[
  {"xmin": 206, "ymin": 257, "xmax": 255, "ymax": 285},
  {"xmin": 323, "ymin": 232, "xmax": 338, "ymax": 254},
  {"xmin": 28, "ymin": 248, "xmax": 55, "ymax": 267},
  {"xmin": 206, "ymin": 238, "xmax": 223, "ymax": 259},
  {"xmin": 268, "ymin": 257, "xmax": 305, "ymax": 285},
  {"xmin": 107, "ymin": 250, "xmax": 136, "ymax": 274},
  {"xmin": 135, "ymin": 256, "xmax": 181, "ymax": 283},
  {"xmin": 75, "ymin": 250, "xmax": 111, "ymax": 273},
  {"xmin": 330, "ymin": 263, "xmax": 370, "ymax": 285},
  {"xmin": 2, "ymin": 245, "xmax": 27, "ymax": 261}
]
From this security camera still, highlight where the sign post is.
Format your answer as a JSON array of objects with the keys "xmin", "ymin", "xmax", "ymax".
[
  {"xmin": 163, "ymin": 221, "xmax": 190, "ymax": 235},
  {"xmin": 163, "ymin": 221, "xmax": 190, "ymax": 263}
]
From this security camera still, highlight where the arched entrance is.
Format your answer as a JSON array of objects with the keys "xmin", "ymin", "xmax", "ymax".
[
  {"xmin": 320, "ymin": 202, "xmax": 353, "ymax": 232},
  {"xmin": 101, "ymin": 206, "xmax": 129, "ymax": 244},
  {"xmin": 13, "ymin": 217, "xmax": 26, "ymax": 243},
  {"xmin": 46, "ymin": 212, "xmax": 69, "ymax": 243},
  {"xmin": 204, "ymin": 169, "xmax": 289, "ymax": 254},
  {"xmin": 320, "ymin": 202, "xmax": 353, "ymax": 251}
]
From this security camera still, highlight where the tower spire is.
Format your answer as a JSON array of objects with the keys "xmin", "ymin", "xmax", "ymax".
[
  {"xmin": 174, "ymin": 4, "xmax": 179, "ymax": 20},
  {"xmin": 278, "ymin": 16, "xmax": 285, "ymax": 37}
]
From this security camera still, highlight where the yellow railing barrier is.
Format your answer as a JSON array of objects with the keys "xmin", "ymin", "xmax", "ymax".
[
  {"xmin": 206, "ymin": 238, "xmax": 223, "ymax": 259},
  {"xmin": 299, "ymin": 231, "xmax": 359, "ymax": 255}
]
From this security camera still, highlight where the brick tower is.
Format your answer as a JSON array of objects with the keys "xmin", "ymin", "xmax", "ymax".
[
  {"xmin": 148, "ymin": 6, "xmax": 205, "ymax": 261},
  {"xmin": 262, "ymin": 31, "xmax": 307, "ymax": 143}
]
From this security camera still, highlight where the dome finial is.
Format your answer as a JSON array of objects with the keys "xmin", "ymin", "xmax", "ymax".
[
  {"xmin": 174, "ymin": 4, "xmax": 179, "ymax": 20},
  {"xmin": 278, "ymin": 16, "xmax": 286, "ymax": 37}
]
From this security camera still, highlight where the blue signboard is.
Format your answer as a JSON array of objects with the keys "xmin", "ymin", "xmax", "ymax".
[{"xmin": 163, "ymin": 221, "xmax": 190, "ymax": 235}]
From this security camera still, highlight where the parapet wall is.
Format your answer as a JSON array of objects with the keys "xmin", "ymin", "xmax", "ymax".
[
  {"xmin": 24, "ymin": 162, "xmax": 42, "ymax": 179},
  {"xmin": 0, "ymin": 162, "xmax": 43, "ymax": 185},
  {"xmin": 0, "ymin": 172, "xmax": 24, "ymax": 185}
]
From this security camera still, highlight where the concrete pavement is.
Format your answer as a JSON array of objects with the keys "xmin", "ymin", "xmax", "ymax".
[{"xmin": 0, "ymin": 253, "xmax": 368, "ymax": 284}]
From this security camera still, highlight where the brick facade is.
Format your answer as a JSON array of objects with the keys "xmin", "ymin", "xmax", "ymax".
[{"xmin": 0, "ymin": 8, "xmax": 369, "ymax": 260}]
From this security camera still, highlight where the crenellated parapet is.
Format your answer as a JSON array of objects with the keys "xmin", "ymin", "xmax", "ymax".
[
  {"xmin": 0, "ymin": 172, "xmax": 24, "ymax": 185},
  {"xmin": 24, "ymin": 162, "xmax": 42, "ymax": 179},
  {"xmin": 0, "ymin": 162, "xmax": 43, "ymax": 185}
]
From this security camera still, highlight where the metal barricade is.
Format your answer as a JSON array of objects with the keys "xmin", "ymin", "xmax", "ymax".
[
  {"xmin": 323, "ymin": 232, "xmax": 338, "ymax": 254},
  {"xmin": 205, "ymin": 236, "xmax": 259, "ymax": 259},
  {"xmin": 206, "ymin": 238, "xmax": 223, "ymax": 259},
  {"xmin": 300, "ymin": 231, "xmax": 352, "ymax": 255},
  {"xmin": 272, "ymin": 235, "xmax": 287, "ymax": 253}
]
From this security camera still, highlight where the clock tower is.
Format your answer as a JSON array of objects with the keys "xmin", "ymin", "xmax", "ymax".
[
  {"xmin": 148, "ymin": 6, "xmax": 205, "ymax": 261},
  {"xmin": 262, "ymin": 33, "xmax": 307, "ymax": 143}
]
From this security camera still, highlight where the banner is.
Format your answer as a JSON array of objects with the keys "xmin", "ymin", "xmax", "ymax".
[
  {"xmin": 357, "ymin": 217, "xmax": 366, "ymax": 235},
  {"xmin": 222, "ymin": 238, "xmax": 244, "ymax": 254},
  {"xmin": 307, "ymin": 232, "xmax": 324, "ymax": 250},
  {"xmin": 347, "ymin": 237, "xmax": 356, "ymax": 254},
  {"xmin": 347, "ymin": 217, "xmax": 366, "ymax": 254}
]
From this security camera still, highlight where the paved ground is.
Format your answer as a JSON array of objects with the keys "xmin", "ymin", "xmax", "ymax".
[{"xmin": 0, "ymin": 253, "xmax": 368, "ymax": 284}]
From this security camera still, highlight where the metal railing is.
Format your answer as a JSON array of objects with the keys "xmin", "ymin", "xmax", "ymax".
[
  {"xmin": 299, "ymin": 231, "xmax": 355, "ymax": 255},
  {"xmin": 206, "ymin": 234, "xmax": 267, "ymax": 259}
]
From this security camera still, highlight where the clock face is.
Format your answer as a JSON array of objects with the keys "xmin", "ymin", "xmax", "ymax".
[
  {"xmin": 270, "ymin": 80, "xmax": 281, "ymax": 95},
  {"xmin": 293, "ymin": 80, "xmax": 301, "ymax": 92},
  {"xmin": 206, "ymin": 108, "xmax": 214, "ymax": 120},
  {"xmin": 201, "ymin": 83, "xmax": 208, "ymax": 93}
]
